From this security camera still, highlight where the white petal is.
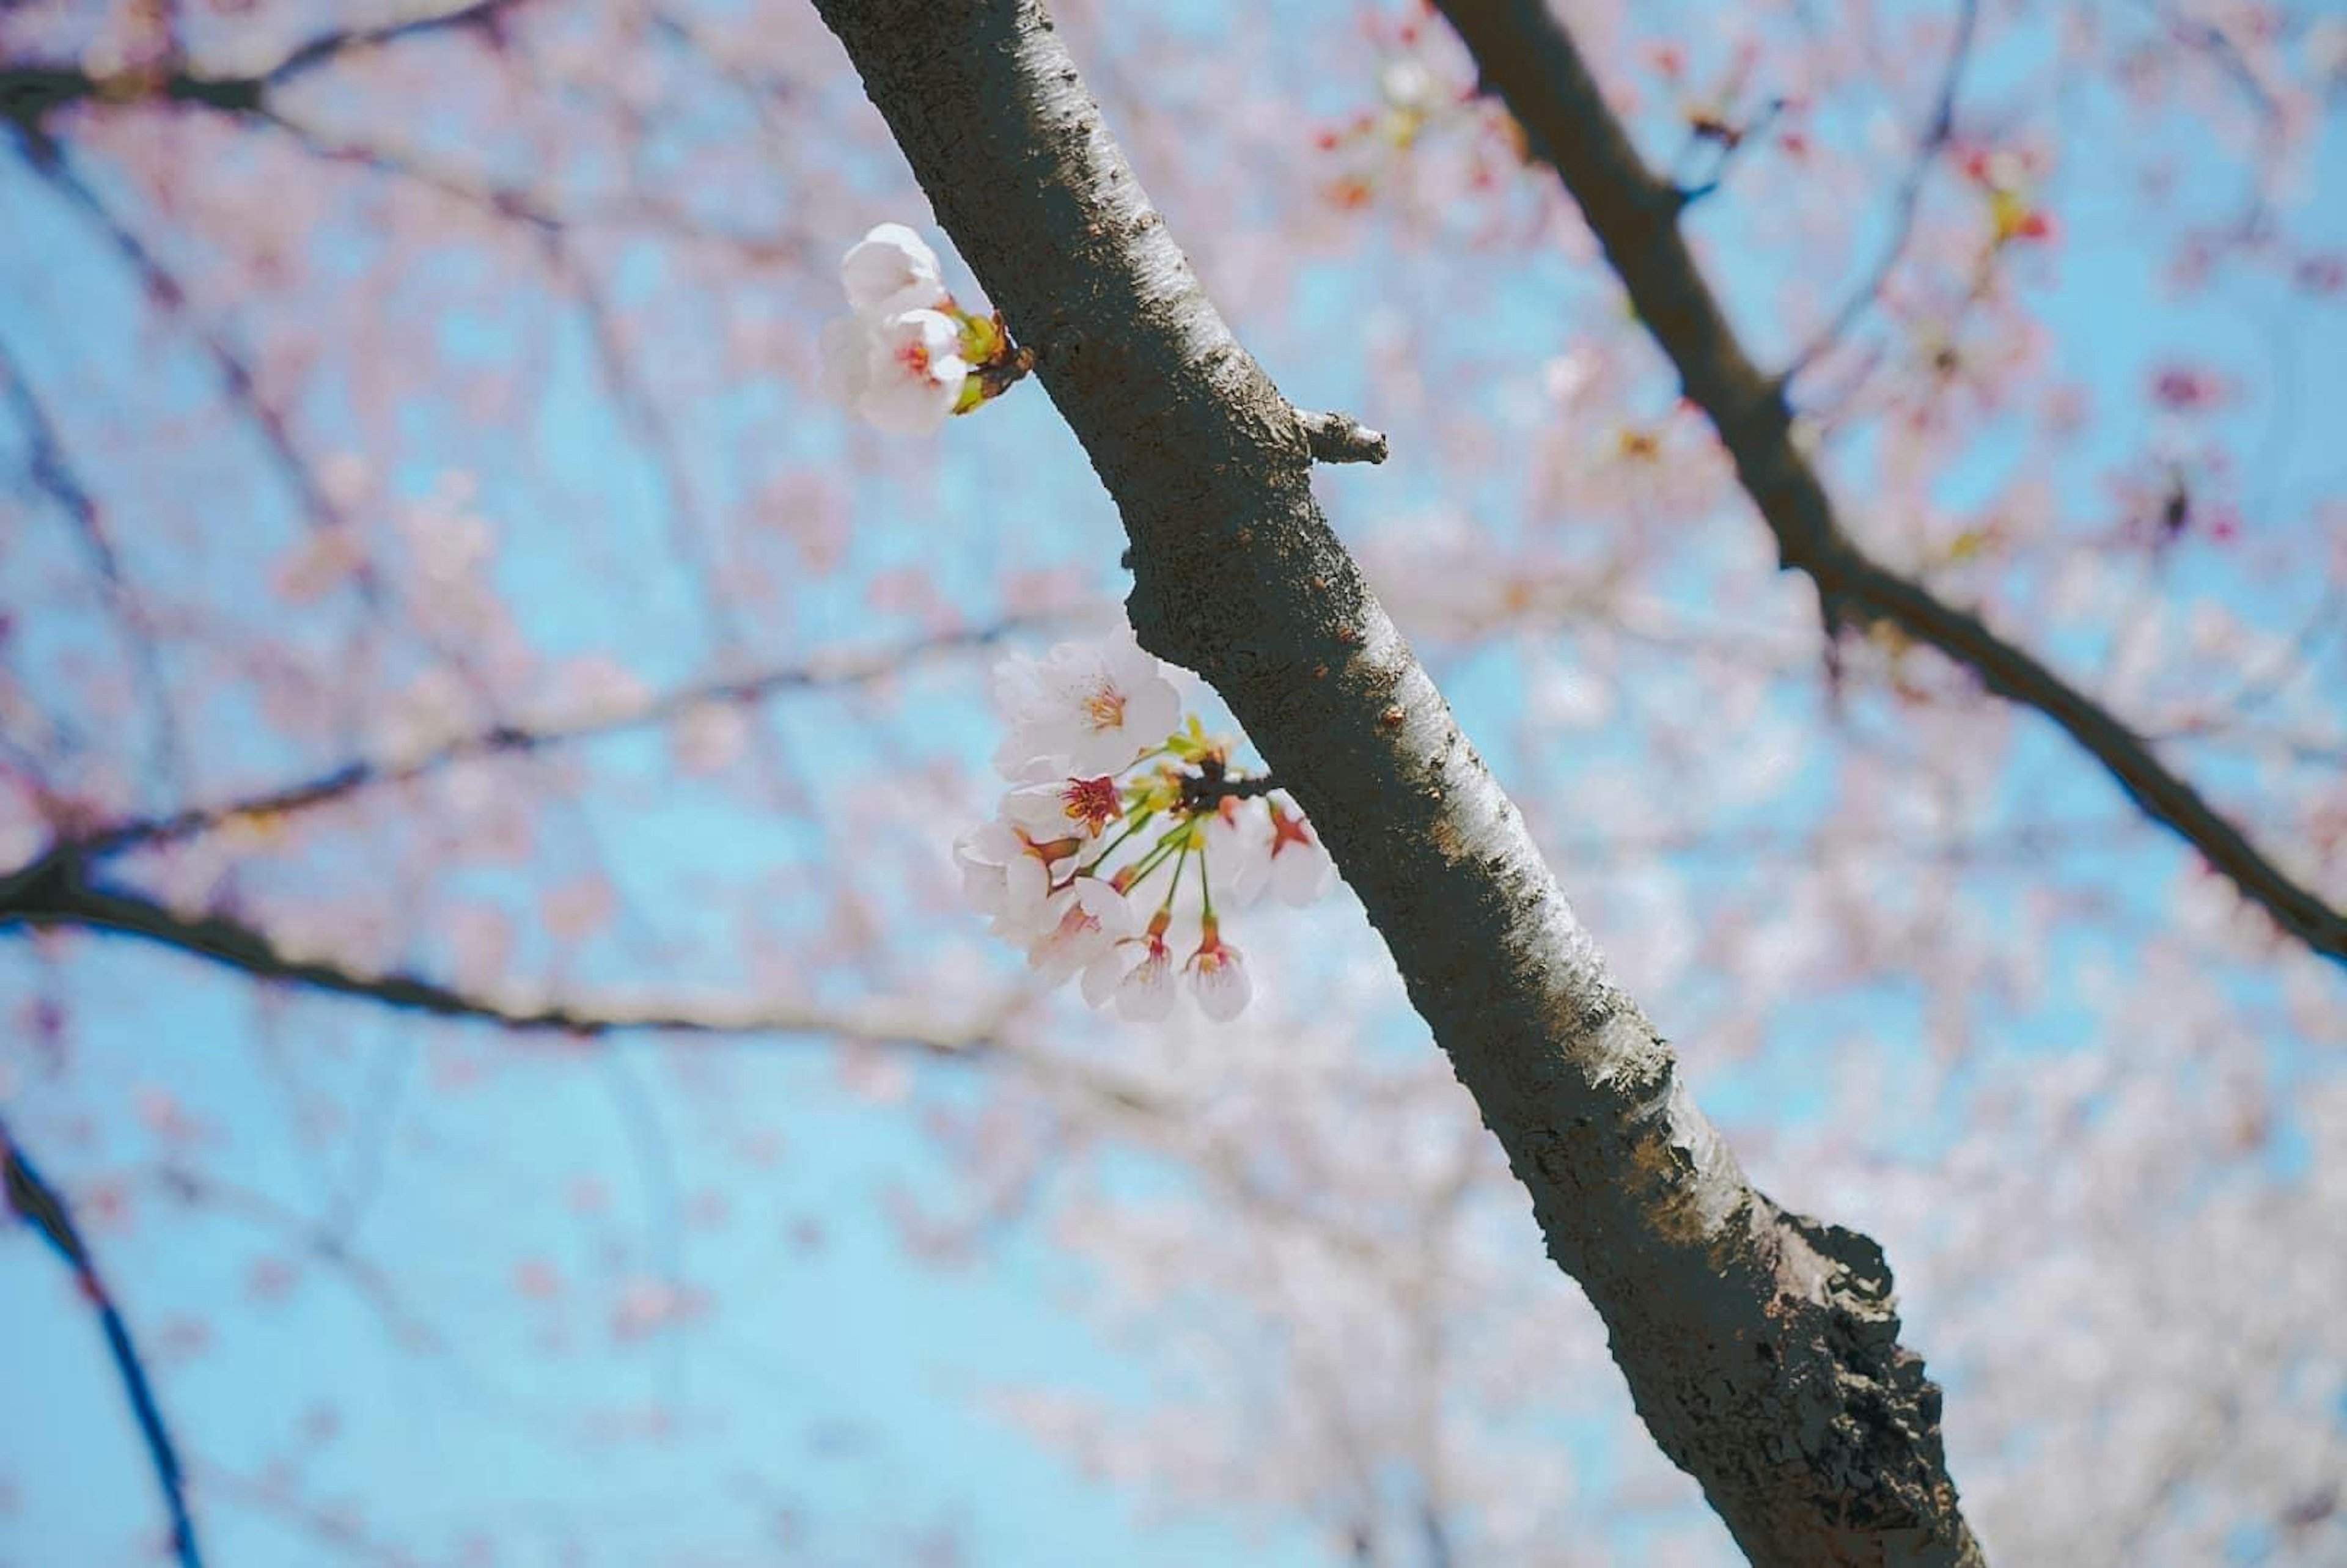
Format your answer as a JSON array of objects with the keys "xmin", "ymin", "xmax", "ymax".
[
  {"xmin": 818, "ymin": 317, "xmax": 872, "ymax": 407},
  {"xmin": 1270, "ymin": 840, "xmax": 1335, "ymax": 906},
  {"xmin": 1074, "ymin": 879, "xmax": 1140, "ymax": 940},
  {"xmin": 991, "ymin": 652, "xmax": 1045, "ymax": 718},
  {"xmin": 1188, "ymin": 950, "xmax": 1252, "ymax": 1022},
  {"xmin": 858, "ymin": 374, "xmax": 960, "ymax": 434},
  {"xmin": 1115, "ymin": 950, "xmax": 1178, "ymax": 1022},
  {"xmin": 840, "ymin": 223, "xmax": 945, "ymax": 316},
  {"xmin": 1081, "ymin": 946, "xmax": 1133, "ymax": 1008}
]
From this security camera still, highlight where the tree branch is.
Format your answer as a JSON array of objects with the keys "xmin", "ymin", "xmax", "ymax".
[
  {"xmin": 24, "ymin": 617, "xmax": 1047, "ymax": 868},
  {"xmin": 0, "ymin": 845, "xmax": 991, "ymax": 1055},
  {"xmin": 1433, "ymin": 0, "xmax": 2346, "ymax": 967},
  {"xmin": 1, "ymin": 1117, "xmax": 205, "ymax": 1568},
  {"xmin": 1782, "ymin": 0, "xmax": 1979, "ymax": 381},
  {"xmin": 1298, "ymin": 408, "xmax": 1390, "ymax": 465},
  {"xmin": 0, "ymin": 0, "xmax": 523, "ymax": 142},
  {"xmin": 0, "ymin": 330, "xmax": 188, "ymax": 797},
  {"xmin": 810, "ymin": 2, "xmax": 1980, "ymax": 1560}
]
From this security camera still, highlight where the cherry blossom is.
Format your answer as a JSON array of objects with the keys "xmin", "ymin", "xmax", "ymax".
[
  {"xmin": 2, "ymin": 0, "xmax": 2341, "ymax": 1561},
  {"xmin": 1027, "ymin": 877, "xmax": 1140, "ymax": 982},
  {"xmin": 820, "ymin": 222, "xmax": 1034, "ymax": 433},
  {"xmin": 962, "ymin": 626, "xmax": 1335, "ymax": 1021},
  {"xmin": 992, "ymin": 628, "xmax": 1183, "ymax": 779},
  {"xmin": 1106, "ymin": 925, "xmax": 1178, "ymax": 1022},
  {"xmin": 824, "ymin": 307, "xmax": 971, "ymax": 435},
  {"xmin": 840, "ymin": 222, "xmax": 950, "ymax": 317},
  {"xmin": 952, "ymin": 817, "xmax": 1065, "ymax": 937},
  {"xmin": 1183, "ymin": 917, "xmax": 1252, "ymax": 1021}
]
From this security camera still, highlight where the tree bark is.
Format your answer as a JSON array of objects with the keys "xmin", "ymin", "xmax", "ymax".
[{"xmin": 809, "ymin": 3, "xmax": 1985, "ymax": 1561}]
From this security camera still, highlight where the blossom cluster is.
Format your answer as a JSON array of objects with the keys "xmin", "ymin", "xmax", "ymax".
[
  {"xmin": 954, "ymin": 630, "xmax": 1337, "ymax": 1023},
  {"xmin": 820, "ymin": 224, "xmax": 1030, "ymax": 434}
]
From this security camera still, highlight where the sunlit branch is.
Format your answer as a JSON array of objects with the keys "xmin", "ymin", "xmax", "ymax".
[
  {"xmin": 813, "ymin": 2, "xmax": 1982, "ymax": 1557},
  {"xmin": 1, "ymin": 1118, "xmax": 205, "ymax": 1568},
  {"xmin": 1298, "ymin": 409, "xmax": 1390, "ymax": 465},
  {"xmin": 1434, "ymin": 0, "xmax": 2347, "ymax": 967}
]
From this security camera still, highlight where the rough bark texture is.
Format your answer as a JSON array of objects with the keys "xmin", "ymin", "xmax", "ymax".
[
  {"xmin": 810, "ymin": 3, "xmax": 1984, "ymax": 1562},
  {"xmin": 1433, "ymin": 0, "xmax": 2346, "ymax": 969}
]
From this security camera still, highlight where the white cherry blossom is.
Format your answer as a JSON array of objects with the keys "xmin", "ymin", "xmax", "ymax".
[
  {"xmin": 850, "ymin": 309, "xmax": 970, "ymax": 435},
  {"xmin": 1112, "ymin": 932, "xmax": 1178, "ymax": 1022},
  {"xmin": 952, "ymin": 818, "xmax": 1059, "ymax": 938},
  {"xmin": 1001, "ymin": 774, "xmax": 1123, "ymax": 842},
  {"xmin": 1258, "ymin": 799, "xmax": 1335, "ymax": 906},
  {"xmin": 818, "ymin": 316, "xmax": 873, "ymax": 408},
  {"xmin": 993, "ymin": 628, "xmax": 1181, "ymax": 778},
  {"xmin": 1184, "ymin": 919, "xmax": 1251, "ymax": 1021},
  {"xmin": 1027, "ymin": 878, "xmax": 1139, "ymax": 982},
  {"xmin": 840, "ymin": 222, "xmax": 948, "ymax": 317}
]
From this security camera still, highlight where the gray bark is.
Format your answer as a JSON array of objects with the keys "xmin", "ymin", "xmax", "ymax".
[{"xmin": 809, "ymin": 3, "xmax": 1985, "ymax": 1561}]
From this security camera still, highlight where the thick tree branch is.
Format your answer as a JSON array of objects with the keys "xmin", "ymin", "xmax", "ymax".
[
  {"xmin": 811, "ymin": 2, "xmax": 1980, "ymax": 1561},
  {"xmin": 1433, "ymin": 0, "xmax": 2346, "ymax": 968},
  {"xmin": 2, "ymin": 1118, "xmax": 205, "ymax": 1568}
]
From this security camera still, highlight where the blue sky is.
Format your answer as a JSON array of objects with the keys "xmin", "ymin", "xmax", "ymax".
[{"xmin": 3, "ymin": 1, "xmax": 2344, "ymax": 1564}]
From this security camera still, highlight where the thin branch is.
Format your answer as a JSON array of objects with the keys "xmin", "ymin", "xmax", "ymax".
[
  {"xmin": 1, "ymin": 1117, "xmax": 205, "ymax": 1568},
  {"xmin": 1782, "ymin": 0, "xmax": 1979, "ymax": 382},
  {"xmin": 0, "ymin": 0, "xmax": 524, "ymax": 142},
  {"xmin": 0, "ymin": 329, "xmax": 188, "ymax": 797},
  {"xmin": 1434, "ymin": 0, "xmax": 2347, "ymax": 965},
  {"xmin": 0, "ymin": 838, "xmax": 1184, "ymax": 1121},
  {"xmin": 2146, "ymin": 574, "xmax": 2346, "ymax": 740},
  {"xmin": 0, "ymin": 848, "xmax": 991, "ymax": 1054},
  {"xmin": 260, "ymin": 0, "xmax": 524, "ymax": 93},
  {"xmin": 30, "ymin": 616, "xmax": 1049, "ymax": 868},
  {"xmin": 24, "ymin": 152, "xmax": 353, "ymax": 547}
]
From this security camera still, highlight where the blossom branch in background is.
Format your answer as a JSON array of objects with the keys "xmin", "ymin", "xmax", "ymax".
[
  {"xmin": 15, "ymin": 616, "xmax": 1056, "ymax": 871},
  {"xmin": 0, "ymin": 848, "xmax": 995, "ymax": 1055},
  {"xmin": 1, "ymin": 1118, "xmax": 205, "ymax": 1568},
  {"xmin": 1432, "ymin": 0, "xmax": 2347, "ymax": 967},
  {"xmin": 0, "ymin": 0, "xmax": 526, "ymax": 145},
  {"xmin": 1780, "ymin": 0, "xmax": 1981, "ymax": 380},
  {"xmin": 811, "ymin": 1, "xmax": 1982, "ymax": 1559},
  {"xmin": 0, "ymin": 331, "xmax": 187, "ymax": 799}
]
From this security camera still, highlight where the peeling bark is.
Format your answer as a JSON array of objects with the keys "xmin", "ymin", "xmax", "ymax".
[{"xmin": 809, "ymin": 2, "xmax": 1984, "ymax": 1561}]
